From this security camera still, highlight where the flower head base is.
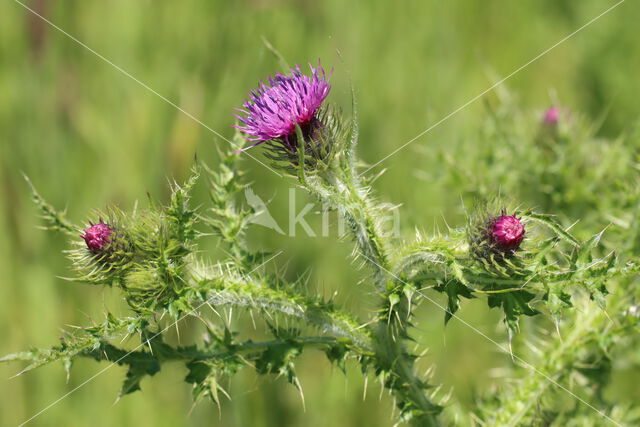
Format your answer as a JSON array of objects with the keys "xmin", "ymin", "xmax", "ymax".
[
  {"xmin": 82, "ymin": 222, "xmax": 113, "ymax": 252},
  {"xmin": 235, "ymin": 63, "xmax": 331, "ymax": 153},
  {"xmin": 543, "ymin": 106, "xmax": 559, "ymax": 125},
  {"xmin": 490, "ymin": 214, "xmax": 525, "ymax": 251}
]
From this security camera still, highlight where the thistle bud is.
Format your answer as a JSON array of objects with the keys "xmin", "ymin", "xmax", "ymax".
[
  {"xmin": 543, "ymin": 106, "xmax": 559, "ymax": 126},
  {"xmin": 81, "ymin": 222, "xmax": 113, "ymax": 252},
  {"xmin": 490, "ymin": 214, "xmax": 525, "ymax": 251},
  {"xmin": 468, "ymin": 208, "xmax": 527, "ymax": 261}
]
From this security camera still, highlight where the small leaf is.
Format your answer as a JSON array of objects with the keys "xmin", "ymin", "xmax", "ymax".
[
  {"xmin": 255, "ymin": 341, "xmax": 303, "ymax": 387},
  {"xmin": 435, "ymin": 280, "xmax": 475, "ymax": 324},
  {"xmin": 23, "ymin": 174, "xmax": 78, "ymax": 236},
  {"xmin": 185, "ymin": 359, "xmax": 234, "ymax": 406},
  {"xmin": 324, "ymin": 342, "xmax": 349, "ymax": 372},
  {"xmin": 571, "ymin": 231, "xmax": 604, "ymax": 270},
  {"xmin": 487, "ymin": 290, "xmax": 538, "ymax": 334},
  {"xmin": 119, "ymin": 357, "xmax": 160, "ymax": 397},
  {"xmin": 587, "ymin": 281, "xmax": 609, "ymax": 310}
]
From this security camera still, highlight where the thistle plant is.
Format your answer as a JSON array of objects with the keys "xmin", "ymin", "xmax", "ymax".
[{"xmin": 3, "ymin": 62, "xmax": 639, "ymax": 427}]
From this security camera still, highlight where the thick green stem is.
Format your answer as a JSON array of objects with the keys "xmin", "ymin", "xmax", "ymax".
[
  {"xmin": 309, "ymin": 171, "xmax": 392, "ymax": 288},
  {"xmin": 374, "ymin": 324, "xmax": 441, "ymax": 426},
  {"xmin": 202, "ymin": 280, "xmax": 373, "ymax": 352},
  {"xmin": 84, "ymin": 336, "xmax": 345, "ymax": 365},
  {"xmin": 304, "ymin": 167, "xmax": 441, "ymax": 425}
]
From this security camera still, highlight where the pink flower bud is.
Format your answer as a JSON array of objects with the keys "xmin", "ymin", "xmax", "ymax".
[
  {"xmin": 491, "ymin": 214, "xmax": 525, "ymax": 251},
  {"xmin": 543, "ymin": 106, "xmax": 559, "ymax": 125},
  {"xmin": 81, "ymin": 223, "xmax": 113, "ymax": 252}
]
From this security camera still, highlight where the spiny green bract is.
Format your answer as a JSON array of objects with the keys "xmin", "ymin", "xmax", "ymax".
[{"xmin": 263, "ymin": 104, "xmax": 348, "ymax": 173}]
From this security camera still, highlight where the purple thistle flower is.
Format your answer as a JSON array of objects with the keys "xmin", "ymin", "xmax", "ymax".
[
  {"xmin": 490, "ymin": 214, "xmax": 525, "ymax": 251},
  {"xmin": 235, "ymin": 63, "xmax": 331, "ymax": 151},
  {"xmin": 543, "ymin": 106, "xmax": 559, "ymax": 125},
  {"xmin": 82, "ymin": 222, "xmax": 112, "ymax": 252}
]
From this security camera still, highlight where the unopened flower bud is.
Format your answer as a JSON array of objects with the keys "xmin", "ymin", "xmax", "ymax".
[
  {"xmin": 81, "ymin": 222, "xmax": 113, "ymax": 252},
  {"xmin": 543, "ymin": 106, "xmax": 559, "ymax": 125},
  {"xmin": 490, "ymin": 214, "xmax": 525, "ymax": 251}
]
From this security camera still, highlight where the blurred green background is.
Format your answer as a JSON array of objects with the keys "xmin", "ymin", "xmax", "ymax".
[{"xmin": 1, "ymin": 0, "xmax": 639, "ymax": 426}]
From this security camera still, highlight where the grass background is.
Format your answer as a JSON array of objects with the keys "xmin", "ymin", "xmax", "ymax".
[{"xmin": 1, "ymin": 0, "xmax": 639, "ymax": 426}]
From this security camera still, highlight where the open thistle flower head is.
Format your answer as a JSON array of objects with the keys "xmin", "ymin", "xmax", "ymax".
[
  {"xmin": 235, "ymin": 62, "xmax": 331, "ymax": 152},
  {"xmin": 82, "ymin": 222, "xmax": 113, "ymax": 252},
  {"xmin": 490, "ymin": 213, "xmax": 525, "ymax": 251}
]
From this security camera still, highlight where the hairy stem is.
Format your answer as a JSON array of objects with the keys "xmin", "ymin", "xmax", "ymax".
[
  {"xmin": 193, "ymin": 272, "xmax": 374, "ymax": 353},
  {"xmin": 307, "ymin": 171, "xmax": 392, "ymax": 288},
  {"xmin": 0, "ymin": 316, "xmax": 145, "ymax": 373},
  {"xmin": 374, "ymin": 324, "xmax": 441, "ymax": 426},
  {"xmin": 302, "ymin": 165, "xmax": 441, "ymax": 425}
]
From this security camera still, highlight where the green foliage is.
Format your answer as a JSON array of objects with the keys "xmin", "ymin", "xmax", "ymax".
[
  {"xmin": 395, "ymin": 205, "xmax": 625, "ymax": 340},
  {"xmin": 5, "ymin": 56, "xmax": 640, "ymax": 427},
  {"xmin": 475, "ymin": 291, "xmax": 640, "ymax": 426},
  {"xmin": 0, "ymin": 314, "xmax": 145, "ymax": 379}
]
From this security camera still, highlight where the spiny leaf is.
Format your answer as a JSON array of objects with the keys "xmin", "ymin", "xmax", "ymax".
[
  {"xmin": 487, "ymin": 290, "xmax": 538, "ymax": 334},
  {"xmin": 324, "ymin": 341, "xmax": 350, "ymax": 372},
  {"xmin": 167, "ymin": 163, "xmax": 200, "ymax": 243},
  {"xmin": 254, "ymin": 340, "xmax": 303, "ymax": 387},
  {"xmin": 435, "ymin": 280, "xmax": 475, "ymax": 324},
  {"xmin": 185, "ymin": 360, "xmax": 232, "ymax": 406},
  {"xmin": 120, "ymin": 357, "xmax": 161, "ymax": 396},
  {"xmin": 543, "ymin": 284, "xmax": 573, "ymax": 318}
]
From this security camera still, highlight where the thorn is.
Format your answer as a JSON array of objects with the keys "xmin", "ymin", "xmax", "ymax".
[
  {"xmin": 249, "ymin": 309, "xmax": 257, "ymax": 329},
  {"xmin": 362, "ymin": 375, "xmax": 368, "ymax": 402},
  {"xmin": 424, "ymin": 365, "xmax": 434, "ymax": 379},
  {"xmin": 554, "ymin": 318, "xmax": 563, "ymax": 344},
  {"xmin": 10, "ymin": 369, "xmax": 28, "ymax": 379},
  {"xmin": 430, "ymin": 384, "xmax": 443, "ymax": 400},
  {"xmin": 508, "ymin": 336, "xmax": 514, "ymax": 362},
  {"xmin": 174, "ymin": 320, "xmax": 181, "ymax": 344}
]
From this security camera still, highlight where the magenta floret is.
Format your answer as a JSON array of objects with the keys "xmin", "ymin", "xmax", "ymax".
[
  {"xmin": 491, "ymin": 215, "xmax": 525, "ymax": 251},
  {"xmin": 81, "ymin": 223, "xmax": 112, "ymax": 252},
  {"xmin": 235, "ymin": 63, "xmax": 331, "ymax": 150}
]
